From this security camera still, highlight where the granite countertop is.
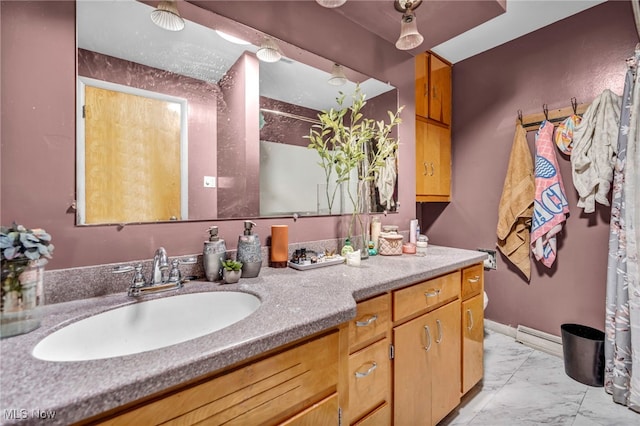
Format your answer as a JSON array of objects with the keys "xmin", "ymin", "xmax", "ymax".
[{"xmin": 0, "ymin": 245, "xmax": 485, "ymax": 425}]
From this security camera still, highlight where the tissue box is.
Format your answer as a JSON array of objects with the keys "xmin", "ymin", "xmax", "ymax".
[{"xmin": 378, "ymin": 234, "xmax": 403, "ymax": 256}]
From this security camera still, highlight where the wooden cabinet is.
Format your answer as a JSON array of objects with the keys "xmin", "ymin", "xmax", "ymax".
[
  {"xmin": 461, "ymin": 264, "xmax": 485, "ymax": 395},
  {"xmin": 392, "ymin": 271, "xmax": 462, "ymax": 426},
  {"xmin": 344, "ymin": 294, "xmax": 391, "ymax": 425},
  {"xmin": 415, "ymin": 52, "xmax": 451, "ymax": 125},
  {"xmin": 415, "ymin": 52, "xmax": 452, "ymax": 202},
  {"xmin": 94, "ymin": 332, "xmax": 339, "ymax": 426},
  {"xmin": 393, "ymin": 299, "xmax": 461, "ymax": 426}
]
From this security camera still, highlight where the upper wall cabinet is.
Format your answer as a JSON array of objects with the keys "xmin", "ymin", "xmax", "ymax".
[
  {"xmin": 415, "ymin": 52, "xmax": 451, "ymax": 125},
  {"xmin": 415, "ymin": 52, "xmax": 452, "ymax": 202}
]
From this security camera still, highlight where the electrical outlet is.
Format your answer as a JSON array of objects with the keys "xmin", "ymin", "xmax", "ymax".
[
  {"xmin": 478, "ymin": 248, "xmax": 497, "ymax": 270},
  {"xmin": 203, "ymin": 176, "xmax": 216, "ymax": 188}
]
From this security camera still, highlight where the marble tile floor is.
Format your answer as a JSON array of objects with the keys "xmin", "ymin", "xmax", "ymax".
[{"xmin": 440, "ymin": 329, "xmax": 640, "ymax": 425}]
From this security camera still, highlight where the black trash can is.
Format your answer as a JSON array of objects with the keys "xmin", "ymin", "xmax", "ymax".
[{"xmin": 561, "ymin": 323, "xmax": 605, "ymax": 387}]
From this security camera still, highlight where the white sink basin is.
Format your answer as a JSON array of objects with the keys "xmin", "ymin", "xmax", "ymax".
[{"xmin": 32, "ymin": 291, "xmax": 261, "ymax": 362}]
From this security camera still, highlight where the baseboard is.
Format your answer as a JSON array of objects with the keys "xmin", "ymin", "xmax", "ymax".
[{"xmin": 484, "ymin": 319, "xmax": 563, "ymax": 358}]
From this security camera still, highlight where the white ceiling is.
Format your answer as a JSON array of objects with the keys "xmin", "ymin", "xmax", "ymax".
[{"xmin": 432, "ymin": 0, "xmax": 607, "ymax": 63}]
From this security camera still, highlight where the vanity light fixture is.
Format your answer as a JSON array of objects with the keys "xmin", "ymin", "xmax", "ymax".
[
  {"xmin": 150, "ymin": 0, "xmax": 185, "ymax": 32},
  {"xmin": 394, "ymin": 0, "xmax": 424, "ymax": 50},
  {"xmin": 256, "ymin": 37, "xmax": 282, "ymax": 63},
  {"xmin": 328, "ymin": 63, "xmax": 348, "ymax": 86},
  {"xmin": 316, "ymin": 0, "xmax": 347, "ymax": 8}
]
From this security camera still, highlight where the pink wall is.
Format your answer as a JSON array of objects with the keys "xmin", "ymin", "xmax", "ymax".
[
  {"xmin": 420, "ymin": 0, "xmax": 638, "ymax": 336},
  {"xmin": 1, "ymin": 1, "xmax": 415, "ymax": 270}
]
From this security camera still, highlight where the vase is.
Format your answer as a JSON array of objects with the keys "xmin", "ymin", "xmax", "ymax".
[
  {"xmin": 223, "ymin": 269, "xmax": 241, "ymax": 284},
  {"xmin": 343, "ymin": 180, "xmax": 371, "ymax": 260},
  {"xmin": 1, "ymin": 258, "xmax": 46, "ymax": 338}
]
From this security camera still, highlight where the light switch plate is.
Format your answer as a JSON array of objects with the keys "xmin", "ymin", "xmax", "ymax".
[{"xmin": 203, "ymin": 176, "xmax": 216, "ymax": 188}]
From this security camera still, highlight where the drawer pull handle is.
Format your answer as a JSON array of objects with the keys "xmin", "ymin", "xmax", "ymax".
[
  {"xmin": 424, "ymin": 325, "xmax": 432, "ymax": 351},
  {"xmin": 356, "ymin": 314, "xmax": 378, "ymax": 327},
  {"xmin": 425, "ymin": 289, "xmax": 441, "ymax": 298},
  {"xmin": 423, "ymin": 162, "xmax": 429, "ymax": 176},
  {"xmin": 467, "ymin": 276, "xmax": 480, "ymax": 283},
  {"xmin": 354, "ymin": 361, "xmax": 378, "ymax": 378},
  {"xmin": 467, "ymin": 309, "xmax": 474, "ymax": 330},
  {"xmin": 436, "ymin": 319, "xmax": 443, "ymax": 344}
]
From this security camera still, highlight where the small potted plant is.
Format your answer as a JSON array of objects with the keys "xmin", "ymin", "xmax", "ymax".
[
  {"xmin": 221, "ymin": 259, "xmax": 243, "ymax": 284},
  {"xmin": 1, "ymin": 222, "xmax": 54, "ymax": 337}
]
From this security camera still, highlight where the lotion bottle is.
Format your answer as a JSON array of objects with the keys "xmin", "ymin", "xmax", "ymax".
[
  {"xmin": 237, "ymin": 221, "xmax": 262, "ymax": 278},
  {"xmin": 203, "ymin": 226, "xmax": 226, "ymax": 281}
]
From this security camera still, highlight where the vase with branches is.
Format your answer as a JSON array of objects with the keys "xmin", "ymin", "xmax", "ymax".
[{"xmin": 307, "ymin": 86, "xmax": 403, "ymax": 256}]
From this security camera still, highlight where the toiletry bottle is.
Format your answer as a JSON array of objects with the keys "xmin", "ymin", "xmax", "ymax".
[
  {"xmin": 341, "ymin": 238, "xmax": 354, "ymax": 257},
  {"xmin": 203, "ymin": 226, "xmax": 226, "ymax": 281},
  {"xmin": 371, "ymin": 216, "xmax": 381, "ymax": 250},
  {"xmin": 237, "ymin": 221, "xmax": 262, "ymax": 278}
]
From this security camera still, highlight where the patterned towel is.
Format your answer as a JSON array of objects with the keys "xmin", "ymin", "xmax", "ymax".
[{"xmin": 531, "ymin": 121, "xmax": 570, "ymax": 268}]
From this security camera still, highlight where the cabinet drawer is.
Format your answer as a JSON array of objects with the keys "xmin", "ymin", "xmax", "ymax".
[
  {"xmin": 462, "ymin": 263, "xmax": 483, "ymax": 300},
  {"xmin": 280, "ymin": 393, "xmax": 338, "ymax": 426},
  {"xmin": 100, "ymin": 332, "xmax": 338, "ymax": 426},
  {"xmin": 353, "ymin": 402, "xmax": 390, "ymax": 426},
  {"xmin": 348, "ymin": 339, "xmax": 390, "ymax": 423},
  {"xmin": 393, "ymin": 271, "xmax": 460, "ymax": 321},
  {"xmin": 348, "ymin": 294, "xmax": 390, "ymax": 353}
]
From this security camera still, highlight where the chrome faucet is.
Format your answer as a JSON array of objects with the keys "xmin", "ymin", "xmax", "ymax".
[
  {"xmin": 112, "ymin": 248, "xmax": 197, "ymax": 297},
  {"xmin": 150, "ymin": 247, "xmax": 169, "ymax": 285}
]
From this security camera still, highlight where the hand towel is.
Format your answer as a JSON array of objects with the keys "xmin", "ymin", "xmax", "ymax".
[
  {"xmin": 497, "ymin": 124, "xmax": 535, "ymax": 280},
  {"xmin": 571, "ymin": 89, "xmax": 621, "ymax": 213},
  {"xmin": 531, "ymin": 120, "xmax": 570, "ymax": 268}
]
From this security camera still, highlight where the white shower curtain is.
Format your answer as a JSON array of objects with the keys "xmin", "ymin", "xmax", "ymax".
[{"xmin": 604, "ymin": 40, "xmax": 640, "ymax": 411}]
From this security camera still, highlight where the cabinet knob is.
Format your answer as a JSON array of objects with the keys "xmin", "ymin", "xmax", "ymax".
[
  {"xmin": 355, "ymin": 314, "xmax": 378, "ymax": 327},
  {"xmin": 354, "ymin": 361, "xmax": 378, "ymax": 378}
]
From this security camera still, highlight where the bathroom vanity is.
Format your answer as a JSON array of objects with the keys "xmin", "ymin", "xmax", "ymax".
[{"xmin": 0, "ymin": 246, "xmax": 485, "ymax": 426}]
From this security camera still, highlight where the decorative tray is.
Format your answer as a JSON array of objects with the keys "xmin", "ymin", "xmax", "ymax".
[{"xmin": 287, "ymin": 256, "xmax": 345, "ymax": 271}]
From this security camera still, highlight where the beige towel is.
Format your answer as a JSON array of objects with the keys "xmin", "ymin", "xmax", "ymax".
[{"xmin": 497, "ymin": 124, "xmax": 535, "ymax": 280}]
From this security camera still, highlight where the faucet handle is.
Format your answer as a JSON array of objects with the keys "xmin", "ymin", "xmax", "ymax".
[
  {"xmin": 167, "ymin": 259, "xmax": 182, "ymax": 285},
  {"xmin": 132, "ymin": 264, "xmax": 146, "ymax": 287}
]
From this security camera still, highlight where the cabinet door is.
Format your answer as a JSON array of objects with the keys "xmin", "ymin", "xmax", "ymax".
[
  {"xmin": 429, "ymin": 54, "xmax": 452, "ymax": 125},
  {"xmin": 393, "ymin": 312, "xmax": 432, "ymax": 426},
  {"xmin": 462, "ymin": 294, "xmax": 484, "ymax": 394},
  {"xmin": 416, "ymin": 118, "xmax": 451, "ymax": 202},
  {"xmin": 430, "ymin": 300, "xmax": 461, "ymax": 425},
  {"xmin": 415, "ymin": 53, "xmax": 429, "ymax": 118}
]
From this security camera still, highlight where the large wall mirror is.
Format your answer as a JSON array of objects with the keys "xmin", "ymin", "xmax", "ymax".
[{"xmin": 75, "ymin": 0, "xmax": 399, "ymax": 225}]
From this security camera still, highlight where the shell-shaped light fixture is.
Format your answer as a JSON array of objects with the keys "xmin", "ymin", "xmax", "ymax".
[
  {"xmin": 256, "ymin": 37, "xmax": 282, "ymax": 63},
  {"xmin": 150, "ymin": 0, "xmax": 185, "ymax": 32}
]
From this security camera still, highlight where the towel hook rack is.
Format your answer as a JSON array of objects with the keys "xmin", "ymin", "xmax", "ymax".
[
  {"xmin": 571, "ymin": 97, "xmax": 578, "ymax": 115},
  {"xmin": 542, "ymin": 104, "xmax": 549, "ymax": 121},
  {"xmin": 517, "ymin": 109, "xmax": 523, "ymax": 125}
]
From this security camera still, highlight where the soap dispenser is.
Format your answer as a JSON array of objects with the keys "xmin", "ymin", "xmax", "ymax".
[
  {"xmin": 237, "ymin": 221, "xmax": 262, "ymax": 278},
  {"xmin": 203, "ymin": 226, "xmax": 226, "ymax": 281}
]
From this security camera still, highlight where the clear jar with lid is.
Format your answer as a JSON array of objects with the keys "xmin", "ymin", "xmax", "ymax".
[{"xmin": 416, "ymin": 235, "xmax": 429, "ymax": 256}]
